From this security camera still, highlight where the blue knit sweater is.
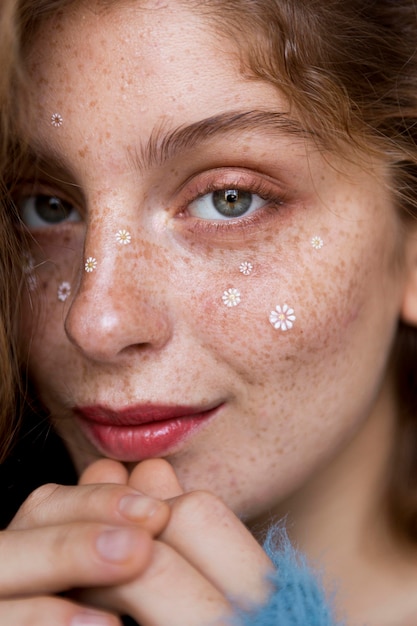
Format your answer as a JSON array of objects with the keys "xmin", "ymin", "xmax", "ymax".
[{"xmin": 230, "ymin": 527, "xmax": 344, "ymax": 626}]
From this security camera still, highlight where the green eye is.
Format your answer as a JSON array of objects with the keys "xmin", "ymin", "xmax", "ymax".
[
  {"xmin": 19, "ymin": 194, "xmax": 81, "ymax": 228},
  {"xmin": 212, "ymin": 189, "xmax": 252, "ymax": 217}
]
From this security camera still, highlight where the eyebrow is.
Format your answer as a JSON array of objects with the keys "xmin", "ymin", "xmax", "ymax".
[
  {"xmin": 133, "ymin": 109, "xmax": 316, "ymax": 171},
  {"xmin": 23, "ymin": 109, "xmax": 315, "ymax": 179}
]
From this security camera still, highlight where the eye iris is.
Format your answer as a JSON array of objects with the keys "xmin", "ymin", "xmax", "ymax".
[
  {"xmin": 36, "ymin": 195, "xmax": 72, "ymax": 223},
  {"xmin": 212, "ymin": 189, "xmax": 252, "ymax": 217}
]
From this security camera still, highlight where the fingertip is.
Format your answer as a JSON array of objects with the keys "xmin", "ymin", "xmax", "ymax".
[
  {"xmin": 80, "ymin": 460, "xmax": 129, "ymax": 486},
  {"xmin": 128, "ymin": 459, "xmax": 184, "ymax": 499}
]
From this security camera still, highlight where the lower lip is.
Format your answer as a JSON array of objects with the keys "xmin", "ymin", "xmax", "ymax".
[{"xmin": 76, "ymin": 408, "xmax": 221, "ymax": 461}]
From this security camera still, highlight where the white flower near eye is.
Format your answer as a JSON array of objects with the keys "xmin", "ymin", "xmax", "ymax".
[
  {"xmin": 51, "ymin": 113, "xmax": 63, "ymax": 127},
  {"xmin": 116, "ymin": 229, "xmax": 131, "ymax": 245},
  {"xmin": 57, "ymin": 281, "xmax": 71, "ymax": 302},
  {"xmin": 222, "ymin": 288, "xmax": 241, "ymax": 307},
  {"xmin": 311, "ymin": 235, "xmax": 324, "ymax": 250},
  {"xmin": 269, "ymin": 304, "xmax": 296, "ymax": 331},
  {"xmin": 85, "ymin": 257, "xmax": 97, "ymax": 272},
  {"xmin": 239, "ymin": 261, "xmax": 253, "ymax": 276}
]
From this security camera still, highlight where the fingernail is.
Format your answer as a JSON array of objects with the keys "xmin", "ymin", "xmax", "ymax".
[
  {"xmin": 96, "ymin": 528, "xmax": 138, "ymax": 562},
  {"xmin": 119, "ymin": 494, "xmax": 160, "ymax": 519},
  {"xmin": 71, "ymin": 612, "xmax": 112, "ymax": 625}
]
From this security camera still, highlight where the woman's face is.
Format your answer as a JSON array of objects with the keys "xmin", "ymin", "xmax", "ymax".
[{"xmin": 18, "ymin": 0, "xmax": 406, "ymax": 520}]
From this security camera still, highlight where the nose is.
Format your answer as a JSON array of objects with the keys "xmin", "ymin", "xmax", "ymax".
[{"xmin": 65, "ymin": 229, "xmax": 172, "ymax": 363}]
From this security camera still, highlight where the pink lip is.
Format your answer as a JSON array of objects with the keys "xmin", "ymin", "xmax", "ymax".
[{"xmin": 74, "ymin": 402, "xmax": 222, "ymax": 461}]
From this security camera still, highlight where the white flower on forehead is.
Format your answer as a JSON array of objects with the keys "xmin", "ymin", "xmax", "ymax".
[
  {"xmin": 51, "ymin": 113, "xmax": 63, "ymax": 127},
  {"xmin": 57, "ymin": 281, "xmax": 71, "ymax": 302},
  {"xmin": 311, "ymin": 235, "xmax": 324, "ymax": 250},
  {"xmin": 239, "ymin": 261, "xmax": 253, "ymax": 276},
  {"xmin": 116, "ymin": 229, "xmax": 131, "ymax": 245},
  {"xmin": 222, "ymin": 288, "xmax": 241, "ymax": 307},
  {"xmin": 85, "ymin": 257, "xmax": 97, "ymax": 272},
  {"xmin": 269, "ymin": 304, "xmax": 296, "ymax": 331}
]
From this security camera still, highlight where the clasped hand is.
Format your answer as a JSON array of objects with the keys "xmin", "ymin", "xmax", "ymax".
[{"xmin": 0, "ymin": 458, "xmax": 272, "ymax": 625}]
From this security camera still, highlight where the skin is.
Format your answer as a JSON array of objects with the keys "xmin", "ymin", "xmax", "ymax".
[{"xmin": 6, "ymin": 0, "xmax": 417, "ymax": 624}]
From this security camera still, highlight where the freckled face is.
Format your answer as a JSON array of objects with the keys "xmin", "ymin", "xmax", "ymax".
[{"xmin": 18, "ymin": 1, "xmax": 404, "ymax": 520}]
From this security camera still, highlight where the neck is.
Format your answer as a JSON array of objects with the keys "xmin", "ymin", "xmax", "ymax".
[{"xmin": 259, "ymin": 376, "xmax": 417, "ymax": 625}]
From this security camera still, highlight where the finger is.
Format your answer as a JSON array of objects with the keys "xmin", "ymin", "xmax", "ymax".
[
  {"xmin": 79, "ymin": 460, "xmax": 129, "ymax": 486},
  {"xmin": 128, "ymin": 459, "xmax": 184, "ymax": 499},
  {"xmin": 0, "ymin": 523, "xmax": 153, "ymax": 596},
  {"xmin": 9, "ymin": 482, "xmax": 170, "ymax": 536},
  {"xmin": 81, "ymin": 540, "xmax": 233, "ymax": 626},
  {"xmin": 0, "ymin": 597, "xmax": 121, "ymax": 626},
  {"xmin": 161, "ymin": 490, "xmax": 273, "ymax": 607}
]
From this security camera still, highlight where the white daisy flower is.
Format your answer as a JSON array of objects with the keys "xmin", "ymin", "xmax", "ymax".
[
  {"xmin": 269, "ymin": 304, "xmax": 296, "ymax": 331},
  {"xmin": 311, "ymin": 235, "xmax": 324, "ymax": 250},
  {"xmin": 222, "ymin": 288, "xmax": 241, "ymax": 307},
  {"xmin": 57, "ymin": 281, "xmax": 71, "ymax": 302},
  {"xmin": 51, "ymin": 113, "xmax": 63, "ymax": 127},
  {"xmin": 116, "ymin": 229, "xmax": 131, "ymax": 245},
  {"xmin": 85, "ymin": 257, "xmax": 97, "ymax": 272},
  {"xmin": 239, "ymin": 261, "xmax": 253, "ymax": 276}
]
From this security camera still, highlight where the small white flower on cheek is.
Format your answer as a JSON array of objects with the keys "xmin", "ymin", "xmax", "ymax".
[
  {"xmin": 51, "ymin": 113, "xmax": 63, "ymax": 127},
  {"xmin": 222, "ymin": 288, "xmax": 241, "ymax": 307},
  {"xmin": 116, "ymin": 229, "xmax": 131, "ymax": 245},
  {"xmin": 84, "ymin": 257, "xmax": 97, "ymax": 272},
  {"xmin": 269, "ymin": 304, "xmax": 296, "ymax": 331},
  {"xmin": 311, "ymin": 235, "xmax": 324, "ymax": 250},
  {"xmin": 57, "ymin": 281, "xmax": 71, "ymax": 302},
  {"xmin": 239, "ymin": 261, "xmax": 253, "ymax": 275}
]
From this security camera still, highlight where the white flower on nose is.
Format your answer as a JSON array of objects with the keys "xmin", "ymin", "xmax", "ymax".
[
  {"xmin": 85, "ymin": 257, "xmax": 97, "ymax": 272},
  {"xmin": 116, "ymin": 229, "xmax": 131, "ymax": 245},
  {"xmin": 51, "ymin": 113, "xmax": 63, "ymax": 127},
  {"xmin": 269, "ymin": 304, "xmax": 296, "ymax": 331},
  {"xmin": 311, "ymin": 235, "xmax": 324, "ymax": 250},
  {"xmin": 222, "ymin": 288, "xmax": 241, "ymax": 307}
]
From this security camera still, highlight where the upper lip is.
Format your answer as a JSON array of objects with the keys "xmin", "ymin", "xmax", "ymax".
[{"xmin": 74, "ymin": 402, "xmax": 222, "ymax": 426}]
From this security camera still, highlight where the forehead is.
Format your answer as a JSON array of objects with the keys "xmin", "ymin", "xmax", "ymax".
[
  {"xmin": 27, "ymin": 2, "xmax": 253, "ymax": 118},
  {"xmin": 23, "ymin": 0, "xmax": 314, "ymax": 180}
]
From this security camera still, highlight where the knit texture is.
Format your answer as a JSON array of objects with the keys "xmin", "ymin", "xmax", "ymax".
[{"xmin": 230, "ymin": 527, "xmax": 344, "ymax": 626}]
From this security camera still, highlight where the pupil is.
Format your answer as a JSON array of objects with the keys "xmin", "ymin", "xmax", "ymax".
[
  {"xmin": 213, "ymin": 189, "xmax": 252, "ymax": 217},
  {"xmin": 225, "ymin": 191, "xmax": 238, "ymax": 203}
]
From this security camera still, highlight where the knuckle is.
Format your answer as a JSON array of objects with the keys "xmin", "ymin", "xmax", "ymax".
[
  {"xmin": 171, "ymin": 490, "xmax": 228, "ymax": 527},
  {"xmin": 13, "ymin": 483, "xmax": 60, "ymax": 523}
]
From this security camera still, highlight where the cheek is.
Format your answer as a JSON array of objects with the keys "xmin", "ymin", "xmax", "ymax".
[{"xmin": 181, "ymin": 223, "xmax": 398, "ymax": 395}]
